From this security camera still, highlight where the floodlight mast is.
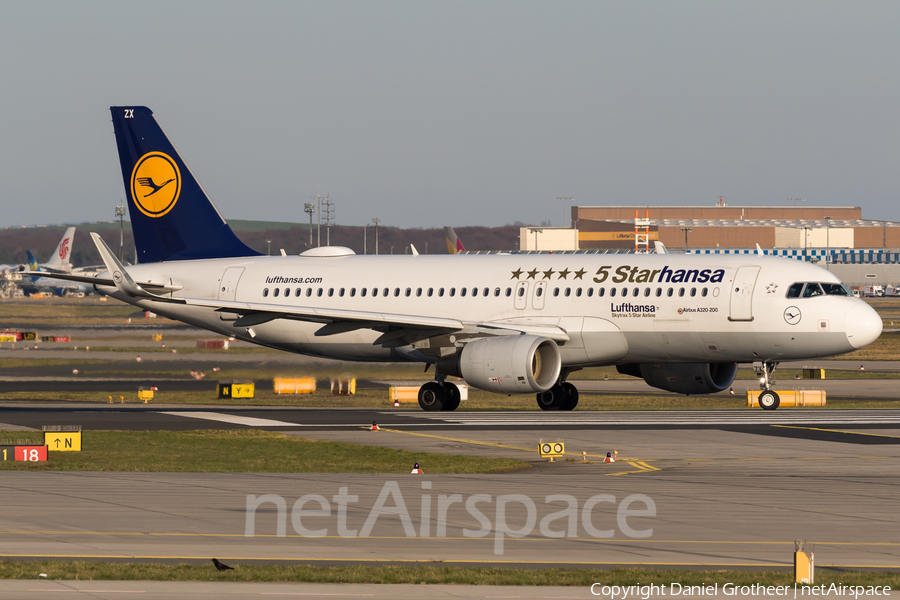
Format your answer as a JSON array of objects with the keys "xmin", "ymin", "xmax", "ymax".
[{"xmin": 303, "ymin": 203, "xmax": 315, "ymax": 247}]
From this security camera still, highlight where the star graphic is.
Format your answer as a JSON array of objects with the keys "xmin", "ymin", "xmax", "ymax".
[
  {"xmin": 542, "ymin": 268, "xmax": 555, "ymax": 279},
  {"xmin": 510, "ymin": 268, "xmax": 523, "ymax": 280},
  {"xmin": 766, "ymin": 282, "xmax": 778, "ymax": 294},
  {"xmin": 526, "ymin": 268, "xmax": 539, "ymax": 279},
  {"xmin": 573, "ymin": 268, "xmax": 587, "ymax": 279},
  {"xmin": 557, "ymin": 268, "xmax": 571, "ymax": 280}
]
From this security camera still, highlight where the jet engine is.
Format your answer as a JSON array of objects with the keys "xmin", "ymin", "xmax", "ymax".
[
  {"xmin": 617, "ymin": 362, "xmax": 738, "ymax": 395},
  {"xmin": 455, "ymin": 335, "xmax": 561, "ymax": 394}
]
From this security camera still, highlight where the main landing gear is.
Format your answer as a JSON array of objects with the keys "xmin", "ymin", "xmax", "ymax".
[
  {"xmin": 417, "ymin": 377, "xmax": 461, "ymax": 412},
  {"xmin": 753, "ymin": 360, "xmax": 780, "ymax": 411},
  {"xmin": 535, "ymin": 371, "xmax": 579, "ymax": 411}
]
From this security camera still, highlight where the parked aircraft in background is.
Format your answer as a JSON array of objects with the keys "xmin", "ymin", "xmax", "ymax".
[
  {"xmin": 19, "ymin": 227, "xmax": 91, "ymax": 296},
  {"xmin": 445, "ymin": 227, "xmax": 466, "ymax": 254},
  {"xmin": 31, "ymin": 106, "xmax": 883, "ymax": 410}
]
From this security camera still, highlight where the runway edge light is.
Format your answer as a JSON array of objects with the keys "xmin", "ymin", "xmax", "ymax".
[{"xmin": 410, "ymin": 462, "xmax": 424, "ymax": 474}]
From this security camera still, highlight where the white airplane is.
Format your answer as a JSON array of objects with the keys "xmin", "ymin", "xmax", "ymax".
[
  {"xmin": 19, "ymin": 227, "xmax": 92, "ymax": 296},
  {"xmin": 33, "ymin": 106, "xmax": 883, "ymax": 411}
]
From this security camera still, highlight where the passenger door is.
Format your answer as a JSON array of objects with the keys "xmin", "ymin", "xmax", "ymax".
[
  {"xmin": 219, "ymin": 267, "xmax": 245, "ymax": 301},
  {"xmin": 729, "ymin": 266, "xmax": 760, "ymax": 321}
]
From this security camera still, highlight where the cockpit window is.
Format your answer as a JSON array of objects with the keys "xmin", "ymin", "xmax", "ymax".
[
  {"xmin": 802, "ymin": 283, "xmax": 824, "ymax": 297},
  {"xmin": 822, "ymin": 283, "xmax": 851, "ymax": 296},
  {"xmin": 786, "ymin": 283, "xmax": 804, "ymax": 298}
]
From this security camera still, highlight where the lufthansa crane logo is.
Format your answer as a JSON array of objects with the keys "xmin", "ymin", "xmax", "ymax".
[{"xmin": 130, "ymin": 152, "xmax": 181, "ymax": 218}]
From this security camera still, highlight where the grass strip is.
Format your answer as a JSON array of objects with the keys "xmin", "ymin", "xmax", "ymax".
[
  {"xmin": 0, "ymin": 429, "xmax": 527, "ymax": 474},
  {"xmin": 0, "ymin": 562, "xmax": 897, "ymax": 586}
]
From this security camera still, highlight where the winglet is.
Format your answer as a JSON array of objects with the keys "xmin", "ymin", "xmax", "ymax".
[
  {"xmin": 654, "ymin": 241, "xmax": 668, "ymax": 255},
  {"xmin": 410, "ymin": 244, "xmax": 420, "ymax": 256},
  {"xmin": 91, "ymin": 232, "xmax": 159, "ymax": 299},
  {"xmin": 756, "ymin": 243, "xmax": 763, "ymax": 255}
]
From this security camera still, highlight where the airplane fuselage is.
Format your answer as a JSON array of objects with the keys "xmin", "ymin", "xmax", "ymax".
[{"xmin": 98, "ymin": 252, "xmax": 881, "ymax": 367}]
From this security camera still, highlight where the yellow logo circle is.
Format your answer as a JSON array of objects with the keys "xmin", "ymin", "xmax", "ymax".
[{"xmin": 130, "ymin": 152, "xmax": 181, "ymax": 218}]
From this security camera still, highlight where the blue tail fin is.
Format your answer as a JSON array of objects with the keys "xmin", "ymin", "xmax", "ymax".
[
  {"xmin": 25, "ymin": 250, "xmax": 40, "ymax": 272},
  {"xmin": 110, "ymin": 106, "xmax": 261, "ymax": 263}
]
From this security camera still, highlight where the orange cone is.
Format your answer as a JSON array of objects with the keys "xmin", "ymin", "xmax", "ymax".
[
  {"xmin": 604, "ymin": 452, "xmax": 615, "ymax": 463},
  {"xmin": 370, "ymin": 422, "xmax": 380, "ymax": 431},
  {"xmin": 860, "ymin": 365, "xmax": 865, "ymax": 371},
  {"xmin": 410, "ymin": 462, "xmax": 424, "ymax": 474},
  {"xmin": 393, "ymin": 399, "xmax": 400, "ymax": 407}
]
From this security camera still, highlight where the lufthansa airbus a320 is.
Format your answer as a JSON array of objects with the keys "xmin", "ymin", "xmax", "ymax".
[{"xmin": 33, "ymin": 107, "xmax": 883, "ymax": 411}]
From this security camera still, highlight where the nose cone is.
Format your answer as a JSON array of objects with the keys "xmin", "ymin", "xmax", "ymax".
[{"xmin": 846, "ymin": 303, "xmax": 883, "ymax": 349}]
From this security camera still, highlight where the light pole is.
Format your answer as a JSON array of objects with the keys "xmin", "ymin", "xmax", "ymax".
[
  {"xmin": 363, "ymin": 223, "xmax": 367, "ymax": 255},
  {"xmin": 266, "ymin": 239, "xmax": 272, "ymax": 256},
  {"xmin": 802, "ymin": 226, "xmax": 812, "ymax": 261},
  {"xmin": 528, "ymin": 227, "xmax": 543, "ymax": 252},
  {"xmin": 424, "ymin": 242, "xmax": 428, "ymax": 254},
  {"xmin": 788, "ymin": 197, "xmax": 805, "ymax": 207},
  {"xmin": 114, "ymin": 204, "xmax": 126, "ymax": 262},
  {"xmin": 371, "ymin": 218, "xmax": 381, "ymax": 255},
  {"xmin": 557, "ymin": 197, "xmax": 573, "ymax": 228},
  {"xmin": 303, "ymin": 203, "xmax": 315, "ymax": 247},
  {"xmin": 680, "ymin": 227, "xmax": 693, "ymax": 252}
]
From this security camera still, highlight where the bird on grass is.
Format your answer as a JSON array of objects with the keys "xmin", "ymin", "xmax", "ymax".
[{"xmin": 212, "ymin": 558, "xmax": 234, "ymax": 571}]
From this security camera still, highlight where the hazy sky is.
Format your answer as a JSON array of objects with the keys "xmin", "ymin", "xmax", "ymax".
[{"xmin": 1, "ymin": 1, "xmax": 898, "ymax": 229}]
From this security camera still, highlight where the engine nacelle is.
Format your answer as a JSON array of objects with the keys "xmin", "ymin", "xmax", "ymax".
[
  {"xmin": 458, "ymin": 335, "xmax": 561, "ymax": 394},
  {"xmin": 619, "ymin": 362, "xmax": 738, "ymax": 395}
]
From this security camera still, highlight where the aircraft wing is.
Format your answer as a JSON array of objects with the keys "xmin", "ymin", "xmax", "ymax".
[{"xmin": 18, "ymin": 271, "xmax": 183, "ymax": 293}]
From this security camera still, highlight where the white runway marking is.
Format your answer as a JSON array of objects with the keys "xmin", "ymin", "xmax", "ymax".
[
  {"xmin": 394, "ymin": 409, "xmax": 900, "ymax": 426},
  {"xmin": 158, "ymin": 411, "xmax": 300, "ymax": 427}
]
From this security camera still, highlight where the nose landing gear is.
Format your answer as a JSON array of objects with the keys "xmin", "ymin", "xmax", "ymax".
[{"xmin": 753, "ymin": 360, "xmax": 780, "ymax": 410}]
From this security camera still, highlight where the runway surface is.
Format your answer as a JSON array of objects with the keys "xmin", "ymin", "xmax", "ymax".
[{"xmin": 2, "ymin": 405, "xmax": 900, "ymax": 572}]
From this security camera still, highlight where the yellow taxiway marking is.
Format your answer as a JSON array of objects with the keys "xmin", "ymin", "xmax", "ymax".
[
  {"xmin": 371, "ymin": 427, "xmax": 656, "ymax": 471},
  {"xmin": 771, "ymin": 424, "xmax": 900, "ymax": 439},
  {"xmin": 3, "ymin": 531, "xmax": 898, "ymax": 546}
]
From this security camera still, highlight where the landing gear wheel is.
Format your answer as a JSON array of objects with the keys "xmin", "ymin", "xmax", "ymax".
[
  {"xmin": 441, "ymin": 382, "xmax": 461, "ymax": 411},
  {"xmin": 418, "ymin": 381, "xmax": 446, "ymax": 411},
  {"xmin": 759, "ymin": 390, "xmax": 780, "ymax": 411},
  {"xmin": 560, "ymin": 382, "xmax": 579, "ymax": 411},
  {"xmin": 536, "ymin": 385, "xmax": 564, "ymax": 411}
]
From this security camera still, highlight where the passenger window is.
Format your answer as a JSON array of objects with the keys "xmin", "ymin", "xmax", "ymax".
[
  {"xmin": 439, "ymin": 288, "xmax": 445, "ymax": 297},
  {"xmin": 483, "ymin": 287, "xmax": 489, "ymax": 296},
  {"xmin": 350, "ymin": 288, "xmax": 356, "ymax": 297},
  {"xmin": 284, "ymin": 288, "xmax": 290, "ymax": 297},
  {"xmin": 372, "ymin": 288, "xmax": 378, "ymax": 297},
  {"xmin": 565, "ymin": 288, "xmax": 571, "ymax": 297},
  {"xmin": 516, "ymin": 287, "xmax": 523, "ymax": 297},
  {"xmin": 317, "ymin": 288, "xmax": 323, "ymax": 297},
  {"xmin": 339, "ymin": 288, "xmax": 345, "ymax": 297},
  {"xmin": 494, "ymin": 288, "xmax": 500, "ymax": 297},
  {"xmin": 587, "ymin": 288, "xmax": 593, "ymax": 297},
  {"xmin": 536, "ymin": 287, "xmax": 544, "ymax": 297},
  {"xmin": 803, "ymin": 283, "xmax": 824, "ymax": 298},
  {"xmin": 632, "ymin": 288, "xmax": 639, "ymax": 297},
  {"xmin": 701, "ymin": 288, "xmax": 708, "ymax": 297},
  {"xmin": 394, "ymin": 288, "xmax": 400, "ymax": 297},
  {"xmin": 598, "ymin": 288, "xmax": 605, "ymax": 297},
  {"xmin": 306, "ymin": 288, "xmax": 312, "ymax": 297},
  {"xmin": 472, "ymin": 287, "xmax": 478, "ymax": 297},
  {"xmin": 416, "ymin": 288, "xmax": 422, "ymax": 297},
  {"xmin": 610, "ymin": 288, "xmax": 617, "ymax": 297},
  {"xmin": 361, "ymin": 288, "xmax": 367, "ymax": 297},
  {"xmin": 383, "ymin": 288, "xmax": 389, "ymax": 297},
  {"xmin": 667, "ymin": 288, "xmax": 673, "ymax": 297},
  {"xmin": 296, "ymin": 289, "xmax": 302, "ymax": 297},
  {"xmin": 428, "ymin": 288, "xmax": 434, "ymax": 297},
  {"xmin": 553, "ymin": 288, "xmax": 560, "ymax": 297},
  {"xmin": 678, "ymin": 288, "xmax": 685, "ymax": 297},
  {"xmin": 505, "ymin": 288, "xmax": 511, "ymax": 297},
  {"xmin": 263, "ymin": 288, "xmax": 269, "ymax": 297},
  {"xmin": 273, "ymin": 288, "xmax": 280, "ymax": 297},
  {"xmin": 786, "ymin": 283, "xmax": 804, "ymax": 298},
  {"xmin": 576, "ymin": 288, "xmax": 582, "ymax": 297},
  {"xmin": 656, "ymin": 288, "xmax": 662, "ymax": 297},
  {"xmin": 451, "ymin": 288, "xmax": 457, "ymax": 297},
  {"xmin": 461, "ymin": 288, "xmax": 467, "ymax": 297},
  {"xmin": 405, "ymin": 288, "xmax": 411, "ymax": 297},
  {"xmin": 690, "ymin": 288, "xmax": 696, "ymax": 297},
  {"xmin": 644, "ymin": 287, "xmax": 650, "ymax": 297}
]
